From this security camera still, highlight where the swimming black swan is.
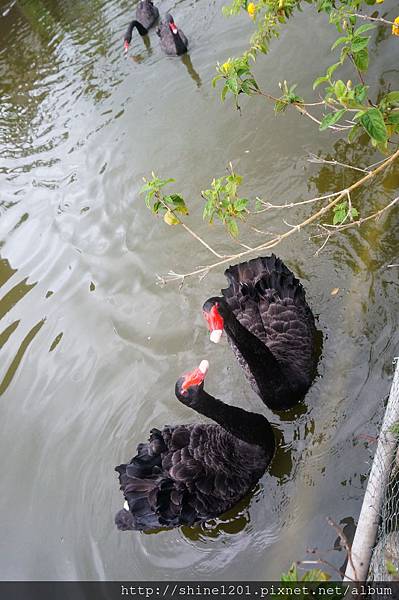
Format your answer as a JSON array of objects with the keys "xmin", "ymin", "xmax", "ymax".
[
  {"xmin": 123, "ymin": 0, "xmax": 159, "ymax": 52},
  {"xmin": 137, "ymin": 0, "xmax": 159, "ymax": 28},
  {"xmin": 157, "ymin": 14, "xmax": 188, "ymax": 56},
  {"xmin": 203, "ymin": 255, "xmax": 317, "ymax": 411},
  {"xmin": 114, "ymin": 360, "xmax": 275, "ymax": 531},
  {"xmin": 123, "ymin": 20, "xmax": 149, "ymax": 53}
]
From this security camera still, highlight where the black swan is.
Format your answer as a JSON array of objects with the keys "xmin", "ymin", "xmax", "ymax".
[
  {"xmin": 123, "ymin": 20, "xmax": 149, "ymax": 54},
  {"xmin": 123, "ymin": 1, "xmax": 159, "ymax": 53},
  {"xmin": 114, "ymin": 360, "xmax": 275, "ymax": 531},
  {"xmin": 157, "ymin": 14, "xmax": 188, "ymax": 56},
  {"xmin": 137, "ymin": 0, "xmax": 159, "ymax": 28},
  {"xmin": 203, "ymin": 255, "xmax": 317, "ymax": 411}
]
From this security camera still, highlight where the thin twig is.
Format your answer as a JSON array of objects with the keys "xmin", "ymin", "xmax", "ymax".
[
  {"xmin": 322, "ymin": 196, "xmax": 398, "ymax": 231},
  {"xmin": 298, "ymin": 558, "xmax": 344, "ymax": 580},
  {"xmin": 253, "ymin": 89, "xmax": 352, "ymax": 132},
  {"xmin": 348, "ymin": 12, "xmax": 396, "ymax": 27},
  {"xmin": 314, "ymin": 231, "xmax": 331, "ymax": 256},
  {"xmin": 308, "ymin": 153, "xmax": 369, "ymax": 174},
  {"xmin": 253, "ymin": 191, "xmax": 343, "ymax": 212},
  {"xmin": 157, "ymin": 196, "xmax": 227, "ymax": 259},
  {"xmin": 327, "ymin": 517, "xmax": 358, "ymax": 582}
]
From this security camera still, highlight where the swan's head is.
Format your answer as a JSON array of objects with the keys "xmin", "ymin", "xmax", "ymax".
[
  {"xmin": 166, "ymin": 13, "xmax": 178, "ymax": 35},
  {"xmin": 175, "ymin": 360, "xmax": 209, "ymax": 402},
  {"xmin": 203, "ymin": 298, "xmax": 225, "ymax": 344}
]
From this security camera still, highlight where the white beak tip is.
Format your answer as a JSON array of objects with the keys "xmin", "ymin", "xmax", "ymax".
[
  {"xmin": 124, "ymin": 500, "xmax": 129, "ymax": 511},
  {"xmin": 198, "ymin": 360, "xmax": 209, "ymax": 374},
  {"xmin": 210, "ymin": 330, "xmax": 223, "ymax": 344}
]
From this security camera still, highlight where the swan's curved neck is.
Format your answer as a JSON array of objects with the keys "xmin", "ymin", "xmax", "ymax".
[
  {"xmin": 220, "ymin": 300, "xmax": 290, "ymax": 409},
  {"xmin": 125, "ymin": 20, "xmax": 148, "ymax": 42},
  {"xmin": 193, "ymin": 390, "xmax": 275, "ymax": 455},
  {"xmin": 172, "ymin": 32, "xmax": 186, "ymax": 53}
]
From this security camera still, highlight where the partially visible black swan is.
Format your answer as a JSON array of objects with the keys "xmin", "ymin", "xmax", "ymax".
[
  {"xmin": 137, "ymin": 0, "xmax": 159, "ymax": 28},
  {"xmin": 157, "ymin": 14, "xmax": 188, "ymax": 56},
  {"xmin": 203, "ymin": 255, "xmax": 318, "ymax": 411},
  {"xmin": 114, "ymin": 360, "xmax": 275, "ymax": 531},
  {"xmin": 123, "ymin": 20, "xmax": 149, "ymax": 54},
  {"xmin": 123, "ymin": 1, "xmax": 159, "ymax": 53}
]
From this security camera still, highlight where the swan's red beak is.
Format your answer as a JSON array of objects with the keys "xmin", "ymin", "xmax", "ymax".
[
  {"xmin": 169, "ymin": 22, "xmax": 178, "ymax": 35},
  {"xmin": 203, "ymin": 304, "xmax": 224, "ymax": 344},
  {"xmin": 181, "ymin": 360, "xmax": 209, "ymax": 393},
  {"xmin": 124, "ymin": 40, "xmax": 130, "ymax": 53}
]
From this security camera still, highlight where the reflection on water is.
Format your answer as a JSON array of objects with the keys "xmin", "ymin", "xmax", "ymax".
[
  {"xmin": 181, "ymin": 54, "xmax": 202, "ymax": 88},
  {"xmin": 182, "ymin": 486, "xmax": 261, "ymax": 541},
  {"xmin": 0, "ymin": 0, "xmax": 398, "ymax": 582}
]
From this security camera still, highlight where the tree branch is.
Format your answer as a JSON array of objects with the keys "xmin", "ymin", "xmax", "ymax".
[{"xmin": 348, "ymin": 12, "xmax": 396, "ymax": 27}]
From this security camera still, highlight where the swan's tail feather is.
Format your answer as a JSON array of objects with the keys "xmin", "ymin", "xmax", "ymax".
[
  {"xmin": 115, "ymin": 427, "xmax": 189, "ymax": 531},
  {"xmin": 115, "ymin": 463, "xmax": 163, "ymax": 531},
  {"xmin": 223, "ymin": 254, "xmax": 307, "ymax": 305}
]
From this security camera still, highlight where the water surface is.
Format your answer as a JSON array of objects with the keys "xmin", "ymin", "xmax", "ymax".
[{"xmin": 0, "ymin": 0, "xmax": 398, "ymax": 581}]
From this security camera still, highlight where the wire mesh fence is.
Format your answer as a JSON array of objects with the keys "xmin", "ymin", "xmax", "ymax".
[
  {"xmin": 369, "ymin": 363, "xmax": 399, "ymax": 580},
  {"xmin": 345, "ymin": 359, "xmax": 399, "ymax": 582}
]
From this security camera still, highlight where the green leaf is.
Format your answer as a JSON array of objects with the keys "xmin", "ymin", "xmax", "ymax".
[
  {"xmin": 274, "ymin": 99, "xmax": 288, "ymax": 113},
  {"xmin": 348, "ymin": 123, "xmax": 363, "ymax": 143},
  {"xmin": 333, "ymin": 209, "xmax": 346, "ymax": 225},
  {"xmin": 385, "ymin": 92, "xmax": 399, "ymax": 107},
  {"xmin": 319, "ymin": 109, "xmax": 346, "ymax": 131},
  {"xmin": 211, "ymin": 75, "xmax": 222, "ymax": 88},
  {"xmin": 350, "ymin": 207, "xmax": 359, "ymax": 219},
  {"xmin": 354, "ymin": 84, "xmax": 367, "ymax": 103},
  {"xmin": 334, "ymin": 80, "xmax": 346, "ymax": 99},
  {"xmin": 165, "ymin": 194, "xmax": 189, "ymax": 215},
  {"xmin": 387, "ymin": 111, "xmax": 399, "ymax": 125},
  {"xmin": 202, "ymin": 199, "xmax": 214, "ymax": 222},
  {"xmin": 354, "ymin": 24, "xmax": 375, "ymax": 36},
  {"xmin": 240, "ymin": 80, "xmax": 253, "ymax": 95},
  {"xmin": 331, "ymin": 36, "xmax": 348, "ymax": 50},
  {"xmin": 359, "ymin": 108, "xmax": 388, "ymax": 143},
  {"xmin": 327, "ymin": 62, "xmax": 341, "ymax": 80},
  {"xmin": 234, "ymin": 198, "xmax": 248, "ymax": 212},
  {"xmin": 353, "ymin": 48, "xmax": 369, "ymax": 72},
  {"xmin": 313, "ymin": 75, "xmax": 329, "ymax": 90},
  {"xmin": 351, "ymin": 36, "xmax": 369, "ymax": 53},
  {"xmin": 226, "ymin": 77, "xmax": 240, "ymax": 95},
  {"xmin": 151, "ymin": 200, "xmax": 161, "ymax": 214},
  {"xmin": 221, "ymin": 85, "xmax": 229, "ymax": 102},
  {"xmin": 225, "ymin": 217, "xmax": 239, "ymax": 238}
]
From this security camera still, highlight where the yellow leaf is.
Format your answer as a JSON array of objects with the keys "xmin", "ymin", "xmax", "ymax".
[
  {"xmin": 331, "ymin": 287, "xmax": 340, "ymax": 296},
  {"xmin": 163, "ymin": 211, "xmax": 180, "ymax": 226},
  {"xmin": 392, "ymin": 16, "xmax": 399, "ymax": 36}
]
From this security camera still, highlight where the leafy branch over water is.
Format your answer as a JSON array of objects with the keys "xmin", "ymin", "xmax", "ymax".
[
  {"xmin": 142, "ymin": 148, "xmax": 399, "ymax": 285},
  {"xmin": 142, "ymin": 0, "xmax": 399, "ymax": 284}
]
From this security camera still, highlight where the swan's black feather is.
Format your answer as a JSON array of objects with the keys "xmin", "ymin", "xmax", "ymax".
[
  {"xmin": 136, "ymin": 0, "xmax": 159, "ymax": 29},
  {"xmin": 115, "ymin": 423, "xmax": 268, "ymax": 531},
  {"xmin": 222, "ymin": 254, "xmax": 317, "ymax": 400},
  {"xmin": 157, "ymin": 14, "xmax": 188, "ymax": 56}
]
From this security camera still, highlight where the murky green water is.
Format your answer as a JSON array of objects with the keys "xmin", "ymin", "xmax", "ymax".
[{"xmin": 0, "ymin": 0, "xmax": 398, "ymax": 581}]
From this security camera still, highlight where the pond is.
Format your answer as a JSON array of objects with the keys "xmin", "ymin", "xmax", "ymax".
[{"xmin": 0, "ymin": 0, "xmax": 398, "ymax": 581}]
